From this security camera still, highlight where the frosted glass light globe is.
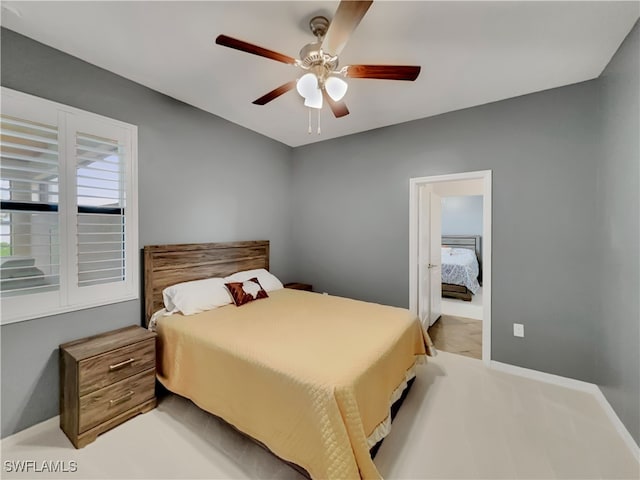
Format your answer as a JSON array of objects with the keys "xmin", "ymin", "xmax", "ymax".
[
  {"xmin": 303, "ymin": 87, "xmax": 323, "ymax": 109},
  {"xmin": 296, "ymin": 73, "xmax": 318, "ymax": 98},
  {"xmin": 325, "ymin": 76, "xmax": 348, "ymax": 101}
]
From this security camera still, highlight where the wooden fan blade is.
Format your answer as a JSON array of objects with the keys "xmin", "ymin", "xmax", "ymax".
[
  {"xmin": 322, "ymin": 90, "xmax": 350, "ymax": 118},
  {"xmin": 346, "ymin": 65, "xmax": 421, "ymax": 81},
  {"xmin": 252, "ymin": 81, "xmax": 297, "ymax": 105},
  {"xmin": 215, "ymin": 35, "xmax": 297, "ymax": 65},
  {"xmin": 321, "ymin": 0, "xmax": 373, "ymax": 56}
]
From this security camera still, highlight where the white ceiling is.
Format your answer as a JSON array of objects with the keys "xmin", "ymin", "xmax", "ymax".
[{"xmin": 2, "ymin": 1, "xmax": 638, "ymax": 147}]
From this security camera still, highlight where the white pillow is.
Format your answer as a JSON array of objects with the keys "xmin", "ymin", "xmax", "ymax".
[
  {"xmin": 162, "ymin": 277, "xmax": 232, "ymax": 315},
  {"xmin": 224, "ymin": 268, "xmax": 283, "ymax": 292}
]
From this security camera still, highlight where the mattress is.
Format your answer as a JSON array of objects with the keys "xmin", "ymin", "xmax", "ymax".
[
  {"xmin": 154, "ymin": 288, "xmax": 433, "ymax": 479},
  {"xmin": 441, "ymin": 247, "xmax": 480, "ymax": 294}
]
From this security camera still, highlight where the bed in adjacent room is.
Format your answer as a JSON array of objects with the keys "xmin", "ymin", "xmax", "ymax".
[
  {"xmin": 441, "ymin": 235, "xmax": 482, "ymax": 302},
  {"xmin": 144, "ymin": 240, "xmax": 434, "ymax": 480}
]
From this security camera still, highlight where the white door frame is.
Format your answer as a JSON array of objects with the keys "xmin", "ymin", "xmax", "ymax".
[{"xmin": 409, "ymin": 170, "xmax": 492, "ymax": 365}]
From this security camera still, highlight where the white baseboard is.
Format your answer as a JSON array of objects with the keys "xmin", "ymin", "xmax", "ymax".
[
  {"xmin": 490, "ymin": 361, "xmax": 639, "ymax": 462},
  {"xmin": 592, "ymin": 388, "xmax": 640, "ymax": 463},
  {"xmin": 490, "ymin": 361, "xmax": 598, "ymax": 393}
]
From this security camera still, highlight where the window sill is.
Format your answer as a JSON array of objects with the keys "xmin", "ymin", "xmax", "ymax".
[{"xmin": 0, "ymin": 294, "xmax": 139, "ymax": 326}]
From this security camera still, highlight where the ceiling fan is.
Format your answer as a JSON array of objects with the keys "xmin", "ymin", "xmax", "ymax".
[{"xmin": 215, "ymin": 0, "xmax": 421, "ymax": 121}]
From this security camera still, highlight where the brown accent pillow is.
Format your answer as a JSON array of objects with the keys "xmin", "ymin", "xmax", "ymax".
[{"xmin": 224, "ymin": 277, "xmax": 269, "ymax": 306}]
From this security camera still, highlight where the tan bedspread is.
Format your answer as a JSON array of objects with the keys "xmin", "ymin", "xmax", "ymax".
[{"xmin": 155, "ymin": 289, "xmax": 433, "ymax": 479}]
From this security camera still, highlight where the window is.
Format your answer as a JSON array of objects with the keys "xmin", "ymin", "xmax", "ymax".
[{"xmin": 0, "ymin": 88, "xmax": 138, "ymax": 324}]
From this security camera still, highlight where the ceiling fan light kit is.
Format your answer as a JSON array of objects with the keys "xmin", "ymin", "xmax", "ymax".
[
  {"xmin": 296, "ymin": 72, "xmax": 348, "ymax": 110},
  {"xmin": 215, "ymin": 0, "xmax": 420, "ymax": 133}
]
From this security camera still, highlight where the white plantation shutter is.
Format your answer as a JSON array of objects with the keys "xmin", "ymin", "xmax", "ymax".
[
  {"xmin": 75, "ymin": 132, "xmax": 126, "ymax": 288},
  {"xmin": 0, "ymin": 88, "xmax": 138, "ymax": 324},
  {"xmin": 66, "ymin": 113, "xmax": 136, "ymax": 307},
  {"xmin": 0, "ymin": 115, "xmax": 61, "ymax": 296}
]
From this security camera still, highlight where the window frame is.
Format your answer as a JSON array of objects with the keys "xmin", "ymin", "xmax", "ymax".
[{"xmin": 1, "ymin": 87, "xmax": 139, "ymax": 325}]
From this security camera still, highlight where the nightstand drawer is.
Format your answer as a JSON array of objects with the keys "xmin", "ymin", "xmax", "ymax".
[
  {"xmin": 79, "ymin": 338, "xmax": 155, "ymax": 396},
  {"xmin": 79, "ymin": 368, "xmax": 155, "ymax": 433}
]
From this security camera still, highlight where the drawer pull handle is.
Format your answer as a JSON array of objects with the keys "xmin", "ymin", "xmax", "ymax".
[
  {"xmin": 109, "ymin": 391, "xmax": 134, "ymax": 406},
  {"xmin": 109, "ymin": 358, "xmax": 134, "ymax": 371}
]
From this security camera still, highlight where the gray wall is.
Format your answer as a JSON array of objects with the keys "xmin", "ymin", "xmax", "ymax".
[
  {"xmin": 291, "ymin": 81, "xmax": 602, "ymax": 382},
  {"xmin": 0, "ymin": 28, "xmax": 294, "ymax": 437},
  {"xmin": 596, "ymin": 22, "xmax": 640, "ymax": 444},
  {"xmin": 441, "ymin": 195, "xmax": 483, "ymax": 236}
]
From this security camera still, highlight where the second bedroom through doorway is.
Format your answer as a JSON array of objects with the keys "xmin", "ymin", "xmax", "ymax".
[{"xmin": 428, "ymin": 179, "xmax": 484, "ymax": 360}]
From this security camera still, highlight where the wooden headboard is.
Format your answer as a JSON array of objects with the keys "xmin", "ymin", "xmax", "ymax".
[
  {"xmin": 442, "ymin": 235, "xmax": 482, "ymax": 283},
  {"xmin": 143, "ymin": 240, "xmax": 270, "ymax": 325}
]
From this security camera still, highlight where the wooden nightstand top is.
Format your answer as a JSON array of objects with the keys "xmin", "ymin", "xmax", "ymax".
[
  {"xmin": 60, "ymin": 325, "xmax": 155, "ymax": 361},
  {"xmin": 284, "ymin": 282, "xmax": 313, "ymax": 291}
]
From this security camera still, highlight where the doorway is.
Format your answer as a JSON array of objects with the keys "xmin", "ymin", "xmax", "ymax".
[{"xmin": 409, "ymin": 171, "xmax": 492, "ymax": 364}]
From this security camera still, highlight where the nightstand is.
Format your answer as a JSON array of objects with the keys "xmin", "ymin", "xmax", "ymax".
[
  {"xmin": 59, "ymin": 325, "xmax": 156, "ymax": 448},
  {"xmin": 284, "ymin": 282, "xmax": 313, "ymax": 292}
]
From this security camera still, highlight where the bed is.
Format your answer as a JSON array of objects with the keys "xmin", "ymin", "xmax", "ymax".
[
  {"xmin": 144, "ymin": 240, "xmax": 434, "ymax": 479},
  {"xmin": 441, "ymin": 235, "xmax": 482, "ymax": 302}
]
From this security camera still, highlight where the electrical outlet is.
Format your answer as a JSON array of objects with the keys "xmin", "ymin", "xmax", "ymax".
[{"xmin": 513, "ymin": 323, "xmax": 524, "ymax": 338}]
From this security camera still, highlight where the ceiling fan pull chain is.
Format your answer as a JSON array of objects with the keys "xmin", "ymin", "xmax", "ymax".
[
  {"xmin": 308, "ymin": 108, "xmax": 312, "ymax": 134},
  {"xmin": 317, "ymin": 109, "xmax": 321, "ymax": 135}
]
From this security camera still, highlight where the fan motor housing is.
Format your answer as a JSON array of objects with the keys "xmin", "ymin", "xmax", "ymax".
[{"xmin": 299, "ymin": 42, "xmax": 339, "ymax": 70}]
